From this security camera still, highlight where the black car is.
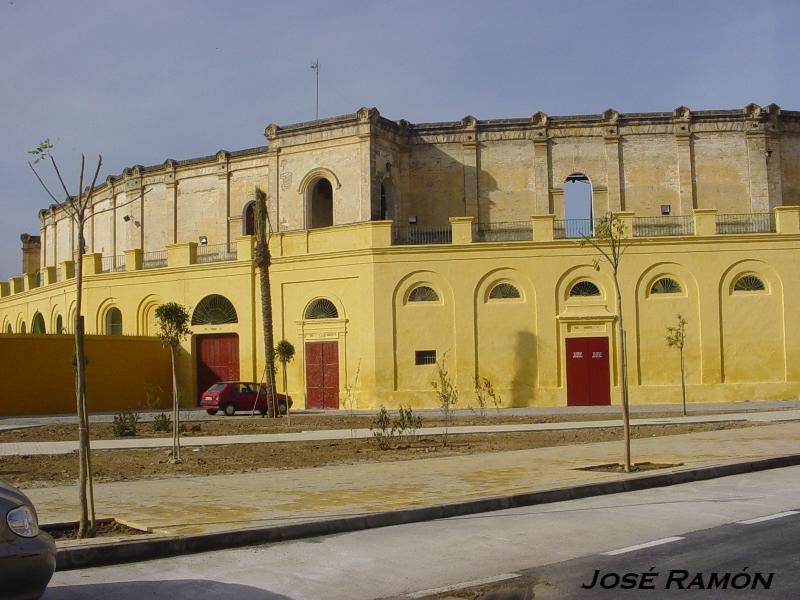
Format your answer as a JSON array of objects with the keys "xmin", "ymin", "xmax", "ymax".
[{"xmin": 0, "ymin": 481, "xmax": 56, "ymax": 599}]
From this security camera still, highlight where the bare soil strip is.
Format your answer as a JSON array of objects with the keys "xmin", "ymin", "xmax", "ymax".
[{"xmin": 0, "ymin": 421, "xmax": 754, "ymax": 489}]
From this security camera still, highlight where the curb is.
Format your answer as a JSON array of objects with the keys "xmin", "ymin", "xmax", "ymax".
[{"xmin": 55, "ymin": 452, "xmax": 800, "ymax": 571}]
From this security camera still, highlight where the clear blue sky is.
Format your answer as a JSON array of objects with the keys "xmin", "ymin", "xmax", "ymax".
[{"xmin": 1, "ymin": 0, "xmax": 798, "ymax": 278}]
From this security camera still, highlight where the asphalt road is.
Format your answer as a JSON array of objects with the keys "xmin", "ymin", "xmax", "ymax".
[
  {"xmin": 505, "ymin": 512, "xmax": 800, "ymax": 599},
  {"xmin": 44, "ymin": 466, "xmax": 800, "ymax": 600}
]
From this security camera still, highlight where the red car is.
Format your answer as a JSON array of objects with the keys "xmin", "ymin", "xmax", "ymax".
[{"xmin": 200, "ymin": 382, "xmax": 292, "ymax": 416}]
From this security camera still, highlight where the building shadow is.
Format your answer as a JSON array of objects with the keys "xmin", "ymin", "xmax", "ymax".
[
  {"xmin": 44, "ymin": 579, "xmax": 292, "ymax": 599},
  {"xmin": 510, "ymin": 330, "xmax": 537, "ymax": 406}
]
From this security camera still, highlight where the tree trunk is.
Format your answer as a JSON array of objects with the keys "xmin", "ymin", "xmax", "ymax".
[
  {"xmin": 680, "ymin": 348, "xmax": 687, "ymax": 416},
  {"xmin": 282, "ymin": 361, "xmax": 290, "ymax": 426},
  {"xmin": 254, "ymin": 191, "xmax": 277, "ymax": 417},
  {"xmin": 73, "ymin": 224, "xmax": 93, "ymax": 538},
  {"xmin": 170, "ymin": 344, "xmax": 181, "ymax": 463},
  {"xmin": 613, "ymin": 271, "xmax": 632, "ymax": 473}
]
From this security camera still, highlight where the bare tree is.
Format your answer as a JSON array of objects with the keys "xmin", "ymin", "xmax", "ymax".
[
  {"xmin": 154, "ymin": 303, "xmax": 192, "ymax": 462},
  {"xmin": 253, "ymin": 188, "xmax": 277, "ymax": 417},
  {"xmin": 582, "ymin": 212, "xmax": 634, "ymax": 472},
  {"xmin": 28, "ymin": 140, "xmax": 102, "ymax": 537},
  {"xmin": 666, "ymin": 314, "xmax": 689, "ymax": 416}
]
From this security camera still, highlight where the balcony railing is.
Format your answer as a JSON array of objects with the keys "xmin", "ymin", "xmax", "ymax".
[
  {"xmin": 474, "ymin": 221, "xmax": 533, "ymax": 242},
  {"xmin": 101, "ymin": 255, "xmax": 126, "ymax": 273},
  {"xmin": 142, "ymin": 250, "xmax": 167, "ymax": 269},
  {"xmin": 716, "ymin": 213, "xmax": 775, "ymax": 234},
  {"xmin": 392, "ymin": 225, "xmax": 452, "ymax": 245},
  {"xmin": 196, "ymin": 243, "xmax": 237, "ymax": 264},
  {"xmin": 632, "ymin": 216, "xmax": 694, "ymax": 237},
  {"xmin": 553, "ymin": 219, "xmax": 595, "ymax": 239}
]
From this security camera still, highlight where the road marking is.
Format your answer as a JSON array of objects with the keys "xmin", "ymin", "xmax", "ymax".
[
  {"xmin": 406, "ymin": 573, "xmax": 521, "ymax": 598},
  {"xmin": 737, "ymin": 510, "xmax": 799, "ymax": 525},
  {"xmin": 602, "ymin": 536, "xmax": 685, "ymax": 556}
]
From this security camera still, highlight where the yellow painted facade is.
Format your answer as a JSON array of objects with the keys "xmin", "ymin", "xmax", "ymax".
[
  {"xmin": 3, "ymin": 105, "xmax": 800, "ymax": 413},
  {"xmin": 0, "ymin": 335, "xmax": 171, "ymax": 415}
]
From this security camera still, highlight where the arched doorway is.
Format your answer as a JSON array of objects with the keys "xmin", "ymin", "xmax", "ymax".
[
  {"xmin": 31, "ymin": 312, "xmax": 45, "ymax": 334},
  {"xmin": 105, "ymin": 307, "xmax": 123, "ymax": 335},
  {"xmin": 302, "ymin": 298, "xmax": 342, "ymax": 410},
  {"xmin": 563, "ymin": 173, "xmax": 593, "ymax": 238},
  {"xmin": 309, "ymin": 179, "xmax": 333, "ymax": 228},
  {"xmin": 192, "ymin": 294, "xmax": 240, "ymax": 404}
]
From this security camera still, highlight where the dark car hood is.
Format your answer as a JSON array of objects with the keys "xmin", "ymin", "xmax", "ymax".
[{"xmin": 0, "ymin": 480, "xmax": 30, "ymax": 510}]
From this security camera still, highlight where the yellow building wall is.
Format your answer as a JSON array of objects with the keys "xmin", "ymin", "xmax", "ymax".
[
  {"xmin": 0, "ymin": 335, "xmax": 171, "ymax": 416},
  {"xmin": 4, "ymin": 219, "xmax": 800, "ymax": 414}
]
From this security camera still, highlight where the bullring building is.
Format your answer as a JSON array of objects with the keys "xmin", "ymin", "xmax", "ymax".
[{"xmin": 2, "ymin": 103, "xmax": 800, "ymax": 411}]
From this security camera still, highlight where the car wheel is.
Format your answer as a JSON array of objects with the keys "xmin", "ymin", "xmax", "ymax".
[
  {"xmin": 224, "ymin": 403, "xmax": 236, "ymax": 417},
  {"xmin": 206, "ymin": 409, "xmax": 218, "ymax": 416}
]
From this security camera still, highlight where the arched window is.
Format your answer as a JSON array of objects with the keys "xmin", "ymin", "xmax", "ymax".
[
  {"xmin": 19, "ymin": 322, "xmax": 26, "ymax": 334},
  {"xmin": 408, "ymin": 286, "xmax": 439, "ymax": 302},
  {"xmin": 733, "ymin": 274, "xmax": 766, "ymax": 292},
  {"xmin": 489, "ymin": 282, "xmax": 521, "ymax": 300},
  {"xmin": 5, "ymin": 324, "xmax": 11, "ymax": 334},
  {"xmin": 569, "ymin": 281, "xmax": 601, "ymax": 297},
  {"xmin": 650, "ymin": 278, "xmax": 682, "ymax": 295},
  {"xmin": 105, "ymin": 307, "xmax": 123, "ymax": 336},
  {"xmin": 304, "ymin": 298, "xmax": 339, "ymax": 320},
  {"xmin": 56, "ymin": 314, "xmax": 63, "ymax": 334},
  {"xmin": 310, "ymin": 178, "xmax": 333, "ymax": 228},
  {"xmin": 192, "ymin": 295, "xmax": 238, "ymax": 325},
  {"xmin": 243, "ymin": 202, "xmax": 255, "ymax": 236},
  {"xmin": 31, "ymin": 312, "xmax": 45, "ymax": 334}
]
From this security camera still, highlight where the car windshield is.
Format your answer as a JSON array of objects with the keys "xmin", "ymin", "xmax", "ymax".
[{"xmin": 206, "ymin": 383, "xmax": 226, "ymax": 393}]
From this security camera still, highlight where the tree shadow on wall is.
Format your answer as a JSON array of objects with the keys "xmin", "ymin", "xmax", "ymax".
[
  {"xmin": 45, "ymin": 579, "xmax": 292, "ymax": 599},
  {"xmin": 510, "ymin": 330, "xmax": 537, "ymax": 407}
]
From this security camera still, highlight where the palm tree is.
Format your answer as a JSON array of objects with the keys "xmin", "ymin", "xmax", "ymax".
[{"xmin": 254, "ymin": 189, "xmax": 278, "ymax": 416}]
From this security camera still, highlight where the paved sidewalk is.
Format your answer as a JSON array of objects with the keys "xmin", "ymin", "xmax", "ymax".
[
  {"xmin": 22, "ymin": 420, "xmax": 800, "ymax": 545},
  {"xmin": 1, "ymin": 409, "xmax": 799, "ymax": 456},
  {"xmin": 2, "ymin": 399, "xmax": 799, "ymax": 431}
]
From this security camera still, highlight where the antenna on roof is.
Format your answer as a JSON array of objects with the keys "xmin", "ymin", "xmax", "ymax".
[{"xmin": 310, "ymin": 59, "xmax": 319, "ymax": 120}]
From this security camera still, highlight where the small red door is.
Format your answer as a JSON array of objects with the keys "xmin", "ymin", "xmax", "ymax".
[
  {"xmin": 566, "ymin": 337, "xmax": 611, "ymax": 406},
  {"xmin": 305, "ymin": 341, "xmax": 339, "ymax": 409},
  {"xmin": 196, "ymin": 333, "xmax": 240, "ymax": 404}
]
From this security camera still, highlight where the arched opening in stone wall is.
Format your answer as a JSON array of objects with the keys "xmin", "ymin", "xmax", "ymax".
[
  {"xmin": 243, "ymin": 201, "xmax": 255, "ymax": 236},
  {"xmin": 309, "ymin": 178, "xmax": 333, "ymax": 229},
  {"xmin": 105, "ymin": 307, "xmax": 123, "ymax": 336},
  {"xmin": 31, "ymin": 312, "xmax": 45, "ymax": 334},
  {"xmin": 563, "ymin": 173, "xmax": 593, "ymax": 237}
]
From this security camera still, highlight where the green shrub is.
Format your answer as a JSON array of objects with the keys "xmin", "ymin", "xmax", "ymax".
[
  {"xmin": 112, "ymin": 411, "xmax": 140, "ymax": 437},
  {"xmin": 370, "ymin": 407, "xmax": 395, "ymax": 450},
  {"xmin": 152, "ymin": 412, "xmax": 171, "ymax": 432}
]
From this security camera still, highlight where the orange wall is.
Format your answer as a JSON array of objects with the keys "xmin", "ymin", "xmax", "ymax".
[{"xmin": 0, "ymin": 334, "xmax": 172, "ymax": 416}]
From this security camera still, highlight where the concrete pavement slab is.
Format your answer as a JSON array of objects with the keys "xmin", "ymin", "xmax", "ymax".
[{"xmin": 21, "ymin": 421, "xmax": 800, "ymax": 544}]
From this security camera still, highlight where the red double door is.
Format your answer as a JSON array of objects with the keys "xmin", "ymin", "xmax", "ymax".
[
  {"xmin": 566, "ymin": 337, "xmax": 611, "ymax": 406},
  {"xmin": 195, "ymin": 333, "xmax": 240, "ymax": 403},
  {"xmin": 305, "ymin": 341, "xmax": 339, "ymax": 409}
]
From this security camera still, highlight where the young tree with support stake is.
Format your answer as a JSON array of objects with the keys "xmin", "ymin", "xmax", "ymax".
[
  {"xmin": 582, "ymin": 212, "xmax": 634, "ymax": 472},
  {"xmin": 666, "ymin": 314, "xmax": 689, "ymax": 416},
  {"xmin": 154, "ymin": 303, "xmax": 191, "ymax": 463},
  {"xmin": 253, "ymin": 188, "xmax": 278, "ymax": 417},
  {"xmin": 28, "ymin": 140, "xmax": 101, "ymax": 538},
  {"xmin": 275, "ymin": 339, "xmax": 296, "ymax": 425}
]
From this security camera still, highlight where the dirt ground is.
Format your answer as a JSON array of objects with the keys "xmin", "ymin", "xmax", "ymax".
[
  {"xmin": 0, "ymin": 408, "xmax": 769, "ymax": 443},
  {"xmin": 0, "ymin": 421, "xmax": 754, "ymax": 489}
]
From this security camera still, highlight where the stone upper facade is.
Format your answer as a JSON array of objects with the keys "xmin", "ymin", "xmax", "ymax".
[{"xmin": 33, "ymin": 103, "xmax": 800, "ymax": 269}]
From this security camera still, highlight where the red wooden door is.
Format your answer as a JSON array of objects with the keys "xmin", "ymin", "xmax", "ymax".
[
  {"xmin": 196, "ymin": 334, "xmax": 240, "ymax": 404},
  {"xmin": 566, "ymin": 337, "xmax": 611, "ymax": 406},
  {"xmin": 305, "ymin": 341, "xmax": 339, "ymax": 409}
]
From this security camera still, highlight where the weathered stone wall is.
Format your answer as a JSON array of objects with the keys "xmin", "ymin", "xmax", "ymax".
[{"xmin": 35, "ymin": 104, "xmax": 800, "ymax": 269}]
